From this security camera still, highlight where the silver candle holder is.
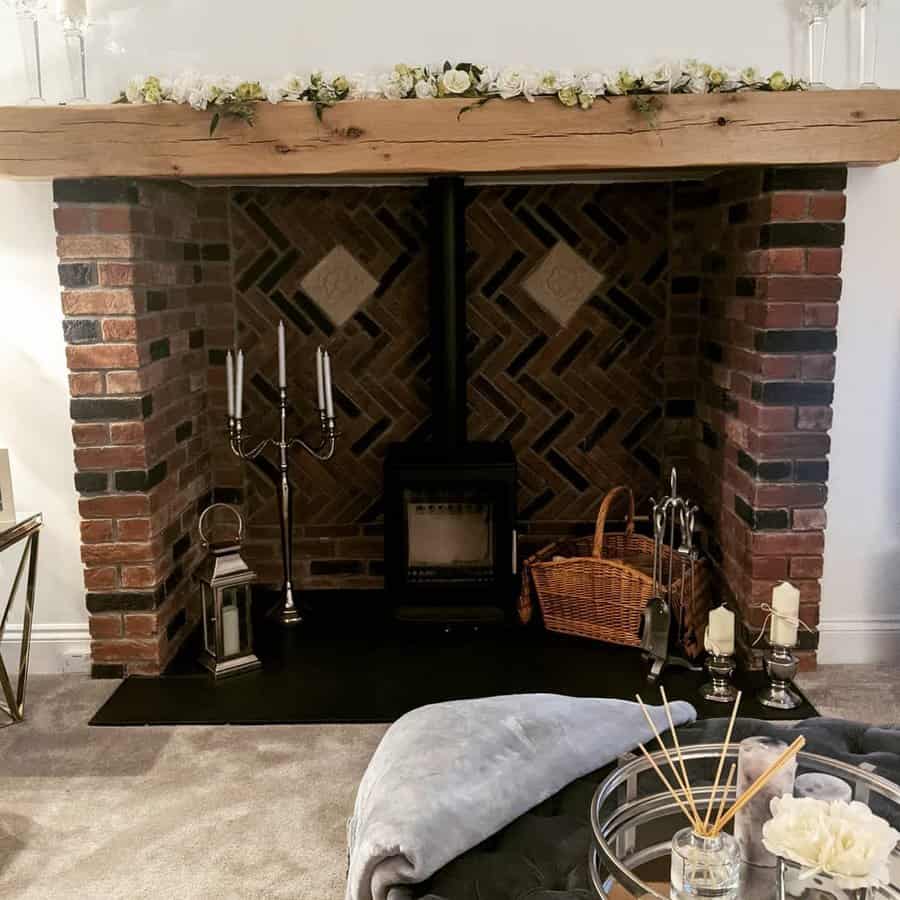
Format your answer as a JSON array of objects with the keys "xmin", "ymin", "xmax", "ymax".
[
  {"xmin": 758, "ymin": 644, "xmax": 803, "ymax": 710},
  {"xmin": 700, "ymin": 653, "xmax": 738, "ymax": 704},
  {"xmin": 227, "ymin": 327, "xmax": 337, "ymax": 627}
]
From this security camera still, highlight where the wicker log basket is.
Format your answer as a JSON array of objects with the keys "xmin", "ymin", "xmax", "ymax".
[{"xmin": 518, "ymin": 485, "xmax": 712, "ymax": 656}]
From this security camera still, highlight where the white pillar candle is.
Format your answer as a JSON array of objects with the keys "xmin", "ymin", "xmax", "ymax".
[
  {"xmin": 706, "ymin": 606, "xmax": 735, "ymax": 656},
  {"xmin": 770, "ymin": 581, "xmax": 800, "ymax": 647},
  {"xmin": 277, "ymin": 320, "xmax": 287, "ymax": 389},
  {"xmin": 226, "ymin": 350, "xmax": 235, "ymax": 418},
  {"xmin": 235, "ymin": 350, "xmax": 244, "ymax": 420},
  {"xmin": 222, "ymin": 605, "xmax": 240, "ymax": 657},
  {"xmin": 323, "ymin": 350, "xmax": 334, "ymax": 419},
  {"xmin": 316, "ymin": 347, "xmax": 325, "ymax": 412},
  {"xmin": 59, "ymin": 0, "xmax": 87, "ymax": 19}
]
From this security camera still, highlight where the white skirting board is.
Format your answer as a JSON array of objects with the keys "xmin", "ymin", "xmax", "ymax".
[
  {"xmin": 0, "ymin": 623, "xmax": 91, "ymax": 674},
  {"xmin": 817, "ymin": 616, "xmax": 900, "ymax": 664}
]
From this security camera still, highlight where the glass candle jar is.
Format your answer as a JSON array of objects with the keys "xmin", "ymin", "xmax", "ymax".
[
  {"xmin": 670, "ymin": 827, "xmax": 741, "ymax": 900},
  {"xmin": 735, "ymin": 737, "xmax": 798, "ymax": 867}
]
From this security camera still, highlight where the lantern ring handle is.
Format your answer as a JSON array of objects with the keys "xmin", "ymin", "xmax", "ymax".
[{"xmin": 198, "ymin": 503, "xmax": 244, "ymax": 547}]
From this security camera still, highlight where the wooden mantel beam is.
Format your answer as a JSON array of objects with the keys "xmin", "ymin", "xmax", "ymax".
[{"xmin": 1, "ymin": 91, "xmax": 899, "ymax": 180}]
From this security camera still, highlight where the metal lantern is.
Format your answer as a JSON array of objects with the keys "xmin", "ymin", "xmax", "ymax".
[{"xmin": 197, "ymin": 504, "xmax": 261, "ymax": 678}]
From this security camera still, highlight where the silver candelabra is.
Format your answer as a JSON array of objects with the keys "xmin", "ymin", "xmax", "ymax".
[{"xmin": 226, "ymin": 322, "xmax": 338, "ymax": 626}]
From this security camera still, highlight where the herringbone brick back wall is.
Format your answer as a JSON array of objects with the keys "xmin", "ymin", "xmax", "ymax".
[{"xmin": 229, "ymin": 184, "xmax": 671, "ymax": 585}]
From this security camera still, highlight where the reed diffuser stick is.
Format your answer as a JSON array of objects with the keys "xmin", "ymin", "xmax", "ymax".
[
  {"xmin": 635, "ymin": 695, "xmax": 703, "ymax": 831},
  {"xmin": 660, "ymin": 686, "xmax": 701, "ymax": 825},
  {"xmin": 702, "ymin": 691, "xmax": 742, "ymax": 833},
  {"xmin": 712, "ymin": 763, "xmax": 736, "ymax": 833},
  {"xmin": 636, "ymin": 741, "xmax": 700, "ymax": 826},
  {"xmin": 712, "ymin": 736, "xmax": 805, "ymax": 835}
]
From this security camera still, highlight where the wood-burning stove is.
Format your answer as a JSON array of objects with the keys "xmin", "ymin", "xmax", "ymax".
[{"xmin": 384, "ymin": 177, "xmax": 517, "ymax": 622}]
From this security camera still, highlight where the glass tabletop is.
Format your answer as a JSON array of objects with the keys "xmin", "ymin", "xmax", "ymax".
[{"xmin": 589, "ymin": 743, "xmax": 900, "ymax": 899}]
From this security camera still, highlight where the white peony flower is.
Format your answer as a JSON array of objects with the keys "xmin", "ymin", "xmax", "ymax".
[
  {"xmin": 414, "ymin": 78, "xmax": 436, "ymax": 99},
  {"xmin": 496, "ymin": 67, "xmax": 526, "ymax": 99},
  {"xmin": 283, "ymin": 73, "xmax": 310, "ymax": 100},
  {"xmin": 763, "ymin": 796, "xmax": 900, "ymax": 889},
  {"xmin": 643, "ymin": 64, "xmax": 672, "ymax": 93},
  {"xmin": 441, "ymin": 68, "xmax": 472, "ymax": 94},
  {"xmin": 379, "ymin": 72, "xmax": 407, "ymax": 100}
]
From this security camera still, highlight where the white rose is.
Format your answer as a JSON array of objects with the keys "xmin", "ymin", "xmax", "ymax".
[
  {"xmin": 643, "ymin": 65, "xmax": 671, "ymax": 92},
  {"xmin": 282, "ymin": 73, "xmax": 310, "ymax": 100},
  {"xmin": 441, "ymin": 68, "xmax": 471, "ymax": 94},
  {"xmin": 556, "ymin": 68, "xmax": 576, "ymax": 90},
  {"xmin": 346, "ymin": 73, "xmax": 370, "ymax": 100},
  {"xmin": 187, "ymin": 88, "xmax": 209, "ymax": 111},
  {"xmin": 537, "ymin": 70, "xmax": 558, "ymax": 94},
  {"xmin": 379, "ymin": 73, "xmax": 406, "ymax": 100},
  {"xmin": 414, "ymin": 78, "xmax": 436, "ymax": 99},
  {"xmin": 476, "ymin": 66, "xmax": 495, "ymax": 93},
  {"xmin": 264, "ymin": 82, "xmax": 285, "ymax": 104},
  {"xmin": 580, "ymin": 72, "xmax": 605, "ymax": 96},
  {"xmin": 603, "ymin": 72, "xmax": 623, "ymax": 95},
  {"xmin": 496, "ymin": 67, "xmax": 525, "ymax": 99},
  {"xmin": 124, "ymin": 75, "xmax": 145, "ymax": 104}
]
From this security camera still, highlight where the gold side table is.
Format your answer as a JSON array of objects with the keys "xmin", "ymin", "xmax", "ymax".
[{"xmin": 0, "ymin": 513, "xmax": 41, "ymax": 724}]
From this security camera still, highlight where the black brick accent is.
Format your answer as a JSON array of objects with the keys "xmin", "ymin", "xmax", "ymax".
[
  {"xmin": 702, "ymin": 341, "xmax": 724, "ymax": 363},
  {"xmin": 74, "ymin": 472, "xmax": 108, "ymax": 494},
  {"xmin": 70, "ymin": 395, "xmax": 153, "ymax": 422},
  {"xmin": 166, "ymin": 608, "xmax": 187, "ymax": 642},
  {"xmin": 209, "ymin": 348, "xmax": 227, "ymax": 365},
  {"xmin": 58, "ymin": 262, "xmax": 97, "ymax": 288},
  {"xmin": 172, "ymin": 534, "xmax": 191, "ymax": 561},
  {"xmin": 701, "ymin": 422, "xmax": 719, "ymax": 450},
  {"xmin": 201, "ymin": 243, "xmax": 231, "ymax": 262},
  {"xmin": 183, "ymin": 243, "xmax": 200, "ymax": 261},
  {"xmin": 114, "ymin": 461, "xmax": 167, "ymax": 492},
  {"xmin": 53, "ymin": 179, "xmax": 140, "ymax": 205},
  {"xmin": 165, "ymin": 564, "xmax": 184, "ymax": 595},
  {"xmin": 62, "ymin": 319, "xmax": 101, "ymax": 344},
  {"xmin": 797, "ymin": 460, "xmax": 829, "ymax": 482},
  {"xmin": 735, "ymin": 496, "xmax": 790, "ymax": 531},
  {"xmin": 147, "ymin": 290, "xmax": 168, "ymax": 311},
  {"xmin": 149, "ymin": 338, "xmax": 170, "ymax": 361},
  {"xmin": 91, "ymin": 663, "xmax": 125, "ymax": 679},
  {"xmin": 754, "ymin": 330, "xmax": 837, "ymax": 353},
  {"xmin": 735, "ymin": 277, "xmax": 756, "ymax": 298},
  {"xmin": 189, "ymin": 328, "xmax": 205, "ymax": 349},
  {"xmin": 175, "ymin": 420, "xmax": 193, "ymax": 443},
  {"xmin": 310, "ymin": 560, "xmax": 365, "ymax": 575},
  {"xmin": 752, "ymin": 382, "xmax": 835, "ymax": 406},
  {"xmin": 737, "ymin": 450, "xmax": 794, "ymax": 482},
  {"xmin": 665, "ymin": 398, "xmax": 695, "ymax": 418},
  {"xmin": 763, "ymin": 167, "xmax": 848, "ymax": 192},
  {"xmin": 671, "ymin": 276, "xmax": 700, "ymax": 294},
  {"xmin": 728, "ymin": 202, "xmax": 750, "ymax": 224},
  {"xmin": 760, "ymin": 223, "xmax": 845, "ymax": 249},
  {"xmin": 86, "ymin": 590, "xmax": 161, "ymax": 613}
]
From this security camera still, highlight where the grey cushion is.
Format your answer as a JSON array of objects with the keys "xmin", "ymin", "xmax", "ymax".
[{"xmin": 409, "ymin": 718, "xmax": 900, "ymax": 900}]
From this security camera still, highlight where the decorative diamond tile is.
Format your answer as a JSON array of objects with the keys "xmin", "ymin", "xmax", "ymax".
[
  {"xmin": 300, "ymin": 244, "xmax": 379, "ymax": 326},
  {"xmin": 521, "ymin": 241, "xmax": 605, "ymax": 328}
]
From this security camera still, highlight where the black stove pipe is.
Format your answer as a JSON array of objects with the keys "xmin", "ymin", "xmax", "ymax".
[{"xmin": 427, "ymin": 176, "xmax": 467, "ymax": 449}]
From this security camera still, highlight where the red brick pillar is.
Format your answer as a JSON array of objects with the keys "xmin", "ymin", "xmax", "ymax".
[
  {"xmin": 687, "ymin": 167, "xmax": 845, "ymax": 669},
  {"xmin": 55, "ymin": 179, "xmax": 231, "ymax": 676}
]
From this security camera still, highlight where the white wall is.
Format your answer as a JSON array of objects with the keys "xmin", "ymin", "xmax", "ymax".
[{"xmin": 1, "ymin": 0, "xmax": 897, "ymax": 669}]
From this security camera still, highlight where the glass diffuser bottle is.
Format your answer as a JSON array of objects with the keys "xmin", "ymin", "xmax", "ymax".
[
  {"xmin": 670, "ymin": 827, "xmax": 741, "ymax": 900},
  {"xmin": 59, "ymin": 0, "xmax": 90, "ymax": 103}
]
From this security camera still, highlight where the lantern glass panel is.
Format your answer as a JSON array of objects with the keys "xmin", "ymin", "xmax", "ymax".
[
  {"xmin": 221, "ymin": 585, "xmax": 249, "ymax": 658},
  {"xmin": 202, "ymin": 582, "xmax": 216, "ymax": 656}
]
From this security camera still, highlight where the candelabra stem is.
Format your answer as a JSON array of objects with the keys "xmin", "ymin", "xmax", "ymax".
[{"xmin": 272, "ymin": 388, "xmax": 303, "ymax": 627}]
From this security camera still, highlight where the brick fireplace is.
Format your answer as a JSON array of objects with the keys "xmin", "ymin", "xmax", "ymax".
[{"xmin": 54, "ymin": 166, "xmax": 844, "ymax": 677}]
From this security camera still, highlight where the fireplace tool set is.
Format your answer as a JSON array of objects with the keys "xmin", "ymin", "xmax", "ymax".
[
  {"xmin": 225, "ymin": 322, "xmax": 338, "ymax": 627},
  {"xmin": 641, "ymin": 467, "xmax": 703, "ymax": 684}
]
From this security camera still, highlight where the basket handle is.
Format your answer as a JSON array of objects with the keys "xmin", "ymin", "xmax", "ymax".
[{"xmin": 591, "ymin": 486, "xmax": 636, "ymax": 558}]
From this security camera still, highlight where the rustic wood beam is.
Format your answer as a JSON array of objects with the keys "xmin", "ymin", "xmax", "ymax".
[{"xmin": 1, "ymin": 91, "xmax": 899, "ymax": 180}]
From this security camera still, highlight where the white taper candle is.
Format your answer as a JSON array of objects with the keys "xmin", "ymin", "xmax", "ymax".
[
  {"xmin": 323, "ymin": 351, "xmax": 334, "ymax": 419},
  {"xmin": 226, "ymin": 350, "xmax": 235, "ymax": 418},
  {"xmin": 277, "ymin": 320, "xmax": 287, "ymax": 389},
  {"xmin": 316, "ymin": 347, "xmax": 325, "ymax": 412},
  {"xmin": 235, "ymin": 350, "xmax": 244, "ymax": 420}
]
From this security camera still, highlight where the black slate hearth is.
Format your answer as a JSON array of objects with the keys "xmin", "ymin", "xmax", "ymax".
[{"xmin": 90, "ymin": 591, "xmax": 817, "ymax": 726}]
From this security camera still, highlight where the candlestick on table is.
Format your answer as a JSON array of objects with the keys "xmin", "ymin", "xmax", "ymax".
[
  {"xmin": 226, "ymin": 351, "xmax": 235, "ymax": 419},
  {"xmin": 277, "ymin": 320, "xmax": 287, "ymax": 389},
  {"xmin": 701, "ymin": 606, "xmax": 737, "ymax": 703},
  {"xmin": 770, "ymin": 581, "xmax": 800, "ymax": 646},
  {"xmin": 227, "ymin": 325, "xmax": 338, "ymax": 627},
  {"xmin": 706, "ymin": 606, "xmax": 735, "ymax": 655}
]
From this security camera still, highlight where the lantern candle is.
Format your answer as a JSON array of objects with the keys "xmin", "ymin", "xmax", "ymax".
[
  {"xmin": 323, "ymin": 350, "xmax": 335, "ymax": 419},
  {"xmin": 770, "ymin": 581, "xmax": 800, "ymax": 647},
  {"xmin": 222, "ymin": 604, "xmax": 240, "ymax": 657},
  {"xmin": 235, "ymin": 350, "xmax": 244, "ymax": 420},
  {"xmin": 316, "ymin": 347, "xmax": 325, "ymax": 412}
]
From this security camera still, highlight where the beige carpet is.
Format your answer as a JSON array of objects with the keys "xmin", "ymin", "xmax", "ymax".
[{"xmin": 1, "ymin": 667, "xmax": 897, "ymax": 899}]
